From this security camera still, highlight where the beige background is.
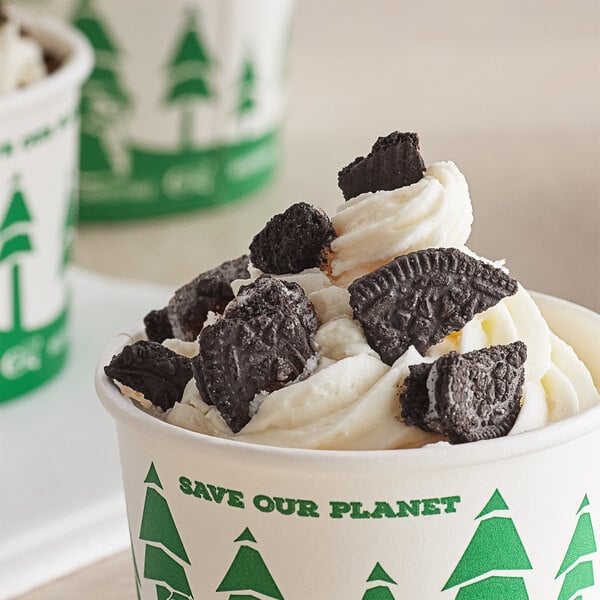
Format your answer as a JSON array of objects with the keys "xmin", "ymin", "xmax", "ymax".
[{"xmin": 18, "ymin": 0, "xmax": 600, "ymax": 598}]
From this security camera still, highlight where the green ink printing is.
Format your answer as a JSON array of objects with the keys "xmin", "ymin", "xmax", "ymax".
[{"xmin": 329, "ymin": 496, "xmax": 461, "ymax": 519}]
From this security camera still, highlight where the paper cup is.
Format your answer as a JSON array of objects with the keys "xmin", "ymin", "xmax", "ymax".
[
  {"xmin": 35, "ymin": 0, "xmax": 293, "ymax": 221},
  {"xmin": 0, "ymin": 12, "xmax": 92, "ymax": 402},
  {"xmin": 96, "ymin": 293, "xmax": 600, "ymax": 599}
]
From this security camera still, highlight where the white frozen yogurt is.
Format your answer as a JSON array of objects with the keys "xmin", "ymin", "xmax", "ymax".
[
  {"xmin": 161, "ymin": 279, "xmax": 600, "ymax": 448},
  {"xmin": 330, "ymin": 161, "xmax": 473, "ymax": 286},
  {"xmin": 0, "ymin": 13, "xmax": 47, "ymax": 94},
  {"xmin": 121, "ymin": 158, "xmax": 600, "ymax": 449}
]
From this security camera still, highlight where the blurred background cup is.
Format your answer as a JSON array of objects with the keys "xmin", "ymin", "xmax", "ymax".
[
  {"xmin": 30, "ymin": 0, "xmax": 294, "ymax": 221},
  {"xmin": 0, "ymin": 9, "xmax": 92, "ymax": 402}
]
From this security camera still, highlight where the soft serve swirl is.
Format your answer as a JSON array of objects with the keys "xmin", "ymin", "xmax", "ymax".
[
  {"xmin": 140, "ymin": 160, "xmax": 599, "ymax": 449},
  {"xmin": 330, "ymin": 161, "xmax": 473, "ymax": 286}
]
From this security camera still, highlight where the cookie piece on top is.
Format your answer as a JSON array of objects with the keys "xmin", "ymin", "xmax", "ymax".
[
  {"xmin": 105, "ymin": 340, "xmax": 192, "ymax": 411},
  {"xmin": 143, "ymin": 308, "xmax": 174, "ymax": 344},
  {"xmin": 226, "ymin": 275, "xmax": 319, "ymax": 335},
  {"xmin": 249, "ymin": 202, "xmax": 336, "ymax": 275},
  {"xmin": 337, "ymin": 131, "xmax": 425, "ymax": 201},
  {"xmin": 192, "ymin": 277, "xmax": 318, "ymax": 433},
  {"xmin": 143, "ymin": 255, "xmax": 250, "ymax": 343},
  {"xmin": 401, "ymin": 341, "xmax": 527, "ymax": 443},
  {"xmin": 348, "ymin": 248, "xmax": 518, "ymax": 365}
]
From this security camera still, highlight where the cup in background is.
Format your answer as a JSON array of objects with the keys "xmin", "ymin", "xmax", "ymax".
[
  {"xmin": 34, "ymin": 0, "xmax": 293, "ymax": 221},
  {"xmin": 0, "ymin": 10, "xmax": 93, "ymax": 401},
  {"xmin": 96, "ymin": 293, "xmax": 600, "ymax": 599}
]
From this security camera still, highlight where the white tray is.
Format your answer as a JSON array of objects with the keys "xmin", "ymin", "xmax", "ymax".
[{"xmin": 0, "ymin": 268, "xmax": 170, "ymax": 599}]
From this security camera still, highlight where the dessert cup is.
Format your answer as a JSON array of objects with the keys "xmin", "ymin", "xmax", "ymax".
[
  {"xmin": 40, "ymin": 0, "xmax": 294, "ymax": 221},
  {"xmin": 97, "ymin": 292, "xmax": 600, "ymax": 599},
  {"xmin": 0, "ymin": 10, "xmax": 92, "ymax": 402}
]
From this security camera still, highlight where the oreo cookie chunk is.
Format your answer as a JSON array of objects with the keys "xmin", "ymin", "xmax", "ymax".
[
  {"xmin": 165, "ymin": 255, "xmax": 250, "ymax": 341},
  {"xmin": 348, "ymin": 248, "xmax": 518, "ymax": 365},
  {"xmin": 105, "ymin": 340, "xmax": 192, "ymax": 411},
  {"xmin": 192, "ymin": 276, "xmax": 318, "ymax": 433},
  {"xmin": 144, "ymin": 308, "xmax": 174, "ymax": 343},
  {"xmin": 226, "ymin": 275, "xmax": 318, "ymax": 335},
  {"xmin": 249, "ymin": 202, "xmax": 336, "ymax": 275},
  {"xmin": 337, "ymin": 132, "xmax": 426, "ymax": 201},
  {"xmin": 397, "ymin": 362, "xmax": 435, "ymax": 432},
  {"xmin": 401, "ymin": 342, "xmax": 527, "ymax": 444}
]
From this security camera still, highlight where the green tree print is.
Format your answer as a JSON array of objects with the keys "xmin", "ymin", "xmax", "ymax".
[
  {"xmin": 555, "ymin": 495, "xmax": 596, "ymax": 600},
  {"xmin": 139, "ymin": 463, "xmax": 193, "ymax": 600},
  {"xmin": 72, "ymin": 0, "xmax": 131, "ymax": 175},
  {"xmin": 443, "ymin": 489, "xmax": 532, "ymax": 599},
  {"xmin": 72, "ymin": 0, "xmax": 120, "ymax": 56},
  {"xmin": 165, "ymin": 8, "xmax": 214, "ymax": 150},
  {"xmin": 361, "ymin": 562, "xmax": 397, "ymax": 599},
  {"xmin": 237, "ymin": 58, "xmax": 256, "ymax": 117},
  {"xmin": 216, "ymin": 528, "xmax": 284, "ymax": 599},
  {"xmin": 0, "ymin": 177, "xmax": 34, "ymax": 333}
]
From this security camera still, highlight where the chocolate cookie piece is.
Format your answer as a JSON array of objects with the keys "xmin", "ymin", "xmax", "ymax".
[
  {"xmin": 194, "ymin": 312, "xmax": 315, "ymax": 433},
  {"xmin": 226, "ymin": 276, "xmax": 319, "ymax": 334},
  {"xmin": 144, "ymin": 307, "xmax": 174, "ymax": 343},
  {"xmin": 348, "ymin": 248, "xmax": 519, "ymax": 365},
  {"xmin": 337, "ymin": 132, "xmax": 426, "ymax": 201},
  {"xmin": 191, "ymin": 355, "xmax": 210, "ymax": 406},
  {"xmin": 167, "ymin": 255, "xmax": 250, "ymax": 341},
  {"xmin": 398, "ymin": 362, "xmax": 435, "ymax": 432},
  {"xmin": 401, "ymin": 342, "xmax": 527, "ymax": 444},
  {"xmin": 249, "ymin": 203, "xmax": 336, "ymax": 275},
  {"xmin": 192, "ymin": 276, "xmax": 318, "ymax": 432},
  {"xmin": 105, "ymin": 340, "xmax": 192, "ymax": 411},
  {"xmin": 216, "ymin": 254, "xmax": 252, "ymax": 283}
]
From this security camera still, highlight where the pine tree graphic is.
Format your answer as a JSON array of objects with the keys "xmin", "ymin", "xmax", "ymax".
[
  {"xmin": 361, "ymin": 562, "xmax": 397, "ymax": 600},
  {"xmin": 72, "ymin": 0, "xmax": 132, "ymax": 175},
  {"xmin": 555, "ymin": 495, "xmax": 596, "ymax": 600},
  {"xmin": 216, "ymin": 527, "xmax": 284, "ymax": 599},
  {"xmin": 139, "ymin": 463, "xmax": 193, "ymax": 600},
  {"xmin": 165, "ymin": 8, "xmax": 214, "ymax": 150},
  {"xmin": 443, "ymin": 489, "xmax": 532, "ymax": 599},
  {"xmin": 0, "ymin": 177, "xmax": 34, "ymax": 334},
  {"xmin": 237, "ymin": 57, "xmax": 256, "ymax": 118}
]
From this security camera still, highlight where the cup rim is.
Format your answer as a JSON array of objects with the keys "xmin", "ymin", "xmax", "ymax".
[
  {"xmin": 96, "ymin": 291, "xmax": 600, "ymax": 472},
  {"xmin": 0, "ymin": 8, "xmax": 94, "ymax": 115}
]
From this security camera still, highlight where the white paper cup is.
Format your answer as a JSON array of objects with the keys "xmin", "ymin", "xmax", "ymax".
[
  {"xmin": 34, "ymin": 0, "xmax": 293, "ymax": 221},
  {"xmin": 0, "ymin": 11, "xmax": 92, "ymax": 401},
  {"xmin": 97, "ymin": 293, "xmax": 600, "ymax": 599}
]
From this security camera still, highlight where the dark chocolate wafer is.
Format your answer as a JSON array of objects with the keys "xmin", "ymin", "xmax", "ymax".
[
  {"xmin": 338, "ymin": 132, "xmax": 425, "ymax": 200},
  {"xmin": 249, "ymin": 202, "xmax": 336, "ymax": 275},
  {"xmin": 144, "ymin": 307, "xmax": 174, "ymax": 343},
  {"xmin": 105, "ymin": 340, "xmax": 192, "ymax": 411},
  {"xmin": 192, "ymin": 276, "xmax": 318, "ymax": 432},
  {"xmin": 401, "ymin": 341, "xmax": 527, "ymax": 444},
  {"xmin": 226, "ymin": 275, "xmax": 318, "ymax": 334},
  {"xmin": 165, "ymin": 255, "xmax": 250, "ymax": 341},
  {"xmin": 348, "ymin": 248, "xmax": 518, "ymax": 365}
]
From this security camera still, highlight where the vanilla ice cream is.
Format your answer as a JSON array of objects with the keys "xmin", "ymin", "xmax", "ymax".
[
  {"xmin": 106, "ymin": 133, "xmax": 600, "ymax": 450},
  {"xmin": 0, "ymin": 8, "xmax": 47, "ymax": 94}
]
